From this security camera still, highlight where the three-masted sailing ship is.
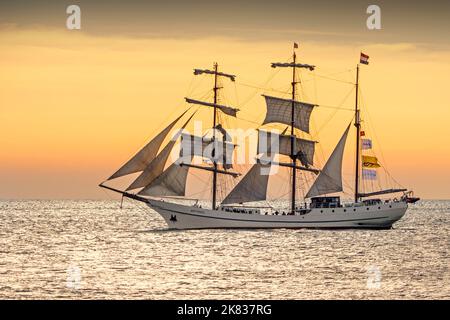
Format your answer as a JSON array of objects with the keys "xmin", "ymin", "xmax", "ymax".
[{"xmin": 100, "ymin": 46, "xmax": 418, "ymax": 229}]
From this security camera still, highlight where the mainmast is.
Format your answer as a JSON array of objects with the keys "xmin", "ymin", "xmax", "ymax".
[
  {"xmin": 354, "ymin": 64, "xmax": 360, "ymax": 203},
  {"xmin": 270, "ymin": 44, "xmax": 315, "ymax": 214},
  {"xmin": 290, "ymin": 50, "xmax": 297, "ymax": 214},
  {"xmin": 212, "ymin": 62, "xmax": 219, "ymax": 210}
]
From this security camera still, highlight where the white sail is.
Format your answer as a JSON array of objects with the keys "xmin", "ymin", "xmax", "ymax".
[
  {"xmin": 125, "ymin": 140, "xmax": 175, "ymax": 191},
  {"xmin": 180, "ymin": 133, "xmax": 235, "ymax": 169},
  {"xmin": 138, "ymin": 162, "xmax": 190, "ymax": 197},
  {"xmin": 262, "ymin": 95, "xmax": 316, "ymax": 133},
  {"xmin": 305, "ymin": 124, "xmax": 351, "ymax": 198},
  {"xmin": 126, "ymin": 113, "xmax": 195, "ymax": 191},
  {"xmin": 258, "ymin": 130, "xmax": 316, "ymax": 166},
  {"xmin": 107, "ymin": 110, "xmax": 188, "ymax": 180},
  {"xmin": 221, "ymin": 162, "xmax": 271, "ymax": 204}
]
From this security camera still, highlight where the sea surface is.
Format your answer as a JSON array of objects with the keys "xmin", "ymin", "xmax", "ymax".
[{"xmin": 0, "ymin": 199, "xmax": 448, "ymax": 299}]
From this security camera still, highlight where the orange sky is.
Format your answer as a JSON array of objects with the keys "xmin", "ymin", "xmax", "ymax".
[{"xmin": 1, "ymin": 1, "xmax": 450, "ymax": 199}]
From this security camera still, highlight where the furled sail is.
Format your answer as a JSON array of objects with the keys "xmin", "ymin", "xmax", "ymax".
[
  {"xmin": 125, "ymin": 113, "xmax": 195, "ymax": 191},
  {"xmin": 271, "ymin": 62, "xmax": 315, "ymax": 71},
  {"xmin": 138, "ymin": 161, "xmax": 190, "ymax": 197},
  {"xmin": 221, "ymin": 162, "xmax": 271, "ymax": 204},
  {"xmin": 358, "ymin": 188, "xmax": 407, "ymax": 198},
  {"xmin": 185, "ymin": 98, "xmax": 239, "ymax": 117},
  {"xmin": 305, "ymin": 124, "xmax": 350, "ymax": 198},
  {"xmin": 107, "ymin": 110, "xmax": 189, "ymax": 180},
  {"xmin": 258, "ymin": 130, "xmax": 316, "ymax": 166},
  {"xmin": 180, "ymin": 133, "xmax": 236, "ymax": 169},
  {"xmin": 262, "ymin": 95, "xmax": 316, "ymax": 133},
  {"xmin": 193, "ymin": 69, "xmax": 236, "ymax": 81}
]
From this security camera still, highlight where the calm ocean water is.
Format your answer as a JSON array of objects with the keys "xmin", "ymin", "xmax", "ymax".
[{"xmin": 0, "ymin": 199, "xmax": 448, "ymax": 299}]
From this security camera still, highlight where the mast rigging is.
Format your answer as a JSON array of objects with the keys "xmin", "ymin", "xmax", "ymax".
[{"xmin": 185, "ymin": 63, "xmax": 237, "ymax": 210}]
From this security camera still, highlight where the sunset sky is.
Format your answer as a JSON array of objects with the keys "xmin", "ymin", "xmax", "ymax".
[{"xmin": 1, "ymin": 0, "xmax": 449, "ymax": 199}]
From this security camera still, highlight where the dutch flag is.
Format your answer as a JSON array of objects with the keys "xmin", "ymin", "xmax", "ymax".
[{"xmin": 360, "ymin": 52, "xmax": 369, "ymax": 65}]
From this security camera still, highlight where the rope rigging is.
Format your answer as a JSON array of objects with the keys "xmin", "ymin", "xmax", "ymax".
[{"xmin": 105, "ymin": 58, "xmax": 405, "ymax": 205}]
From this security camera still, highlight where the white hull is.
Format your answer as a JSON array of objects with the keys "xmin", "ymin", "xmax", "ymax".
[{"xmin": 146, "ymin": 199, "xmax": 408, "ymax": 230}]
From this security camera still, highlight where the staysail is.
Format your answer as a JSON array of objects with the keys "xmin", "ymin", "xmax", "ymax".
[
  {"xmin": 262, "ymin": 95, "xmax": 316, "ymax": 133},
  {"xmin": 125, "ymin": 113, "xmax": 195, "ymax": 191},
  {"xmin": 107, "ymin": 110, "xmax": 189, "ymax": 180},
  {"xmin": 126, "ymin": 141, "xmax": 174, "ymax": 190},
  {"xmin": 138, "ymin": 161, "xmax": 191, "ymax": 197},
  {"xmin": 305, "ymin": 124, "xmax": 350, "ymax": 198},
  {"xmin": 221, "ymin": 162, "xmax": 271, "ymax": 204}
]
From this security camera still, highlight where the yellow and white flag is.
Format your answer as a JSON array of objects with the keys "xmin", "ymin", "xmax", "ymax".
[{"xmin": 362, "ymin": 155, "xmax": 380, "ymax": 168}]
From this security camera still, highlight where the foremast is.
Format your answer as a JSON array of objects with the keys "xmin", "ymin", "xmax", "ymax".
[{"xmin": 184, "ymin": 63, "xmax": 239, "ymax": 210}]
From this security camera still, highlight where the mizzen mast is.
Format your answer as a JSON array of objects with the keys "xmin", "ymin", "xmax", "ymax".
[{"xmin": 354, "ymin": 64, "xmax": 361, "ymax": 203}]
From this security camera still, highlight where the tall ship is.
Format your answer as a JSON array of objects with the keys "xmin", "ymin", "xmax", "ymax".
[{"xmin": 100, "ymin": 45, "xmax": 419, "ymax": 229}]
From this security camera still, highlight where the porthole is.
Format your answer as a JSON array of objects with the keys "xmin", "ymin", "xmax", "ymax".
[
  {"xmin": 378, "ymin": 207, "xmax": 381, "ymax": 210},
  {"xmin": 353, "ymin": 209, "xmax": 356, "ymax": 212},
  {"xmin": 344, "ymin": 209, "xmax": 346, "ymax": 212},
  {"xmin": 366, "ymin": 207, "xmax": 369, "ymax": 210},
  {"xmin": 320, "ymin": 210, "xmax": 323, "ymax": 213},
  {"xmin": 332, "ymin": 210, "xmax": 335, "ymax": 213},
  {"xmin": 389, "ymin": 205, "xmax": 392, "ymax": 208}
]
